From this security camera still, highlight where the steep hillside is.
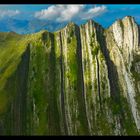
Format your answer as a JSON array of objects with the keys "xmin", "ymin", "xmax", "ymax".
[{"xmin": 0, "ymin": 16, "xmax": 140, "ymax": 135}]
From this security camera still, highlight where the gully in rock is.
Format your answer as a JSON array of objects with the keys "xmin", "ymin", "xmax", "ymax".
[{"xmin": 0, "ymin": 16, "xmax": 140, "ymax": 135}]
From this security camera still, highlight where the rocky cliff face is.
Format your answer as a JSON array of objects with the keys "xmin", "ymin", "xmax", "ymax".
[{"xmin": 0, "ymin": 16, "xmax": 140, "ymax": 135}]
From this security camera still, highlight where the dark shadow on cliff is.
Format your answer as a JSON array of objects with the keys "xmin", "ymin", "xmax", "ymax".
[
  {"xmin": 95, "ymin": 27, "xmax": 126, "ymax": 134},
  {"xmin": 0, "ymin": 45, "xmax": 30, "ymax": 135},
  {"xmin": 75, "ymin": 25, "xmax": 90, "ymax": 135},
  {"xmin": 46, "ymin": 33, "xmax": 61, "ymax": 135}
]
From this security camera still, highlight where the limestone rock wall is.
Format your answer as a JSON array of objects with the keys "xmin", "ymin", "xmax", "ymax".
[{"xmin": 0, "ymin": 16, "xmax": 140, "ymax": 135}]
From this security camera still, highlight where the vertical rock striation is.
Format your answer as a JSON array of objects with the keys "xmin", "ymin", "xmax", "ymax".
[{"xmin": 0, "ymin": 16, "xmax": 140, "ymax": 135}]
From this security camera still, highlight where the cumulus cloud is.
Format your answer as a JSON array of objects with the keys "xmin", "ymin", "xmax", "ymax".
[
  {"xmin": 35, "ymin": 5, "xmax": 107, "ymax": 22},
  {"xmin": 0, "ymin": 10, "xmax": 20, "ymax": 18}
]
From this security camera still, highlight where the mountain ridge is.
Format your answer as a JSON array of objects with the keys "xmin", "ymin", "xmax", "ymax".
[
  {"xmin": 0, "ymin": 16, "xmax": 136, "ymax": 35},
  {"xmin": 0, "ymin": 15, "xmax": 140, "ymax": 135}
]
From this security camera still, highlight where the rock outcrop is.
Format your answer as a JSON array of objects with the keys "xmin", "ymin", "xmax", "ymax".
[{"xmin": 0, "ymin": 16, "xmax": 140, "ymax": 135}]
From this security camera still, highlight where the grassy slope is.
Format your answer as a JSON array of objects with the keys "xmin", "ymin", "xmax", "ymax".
[
  {"xmin": 0, "ymin": 31, "xmax": 47, "ymax": 115},
  {"xmin": 0, "ymin": 30, "xmax": 62, "ymax": 135},
  {"xmin": 0, "ymin": 25, "xmax": 139, "ymax": 135}
]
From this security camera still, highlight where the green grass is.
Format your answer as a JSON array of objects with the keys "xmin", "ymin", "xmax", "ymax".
[
  {"xmin": 0, "ymin": 30, "xmax": 52, "ymax": 135},
  {"xmin": 0, "ymin": 31, "xmax": 47, "ymax": 90},
  {"xmin": 0, "ymin": 25, "xmax": 140, "ymax": 135},
  {"xmin": 130, "ymin": 54, "xmax": 140, "ymax": 81}
]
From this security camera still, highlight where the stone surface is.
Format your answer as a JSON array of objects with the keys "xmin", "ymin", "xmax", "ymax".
[{"xmin": 0, "ymin": 16, "xmax": 140, "ymax": 135}]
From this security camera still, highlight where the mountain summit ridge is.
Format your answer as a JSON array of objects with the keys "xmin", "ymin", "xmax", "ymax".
[
  {"xmin": 0, "ymin": 15, "xmax": 136, "ymax": 35},
  {"xmin": 0, "ymin": 15, "xmax": 140, "ymax": 135}
]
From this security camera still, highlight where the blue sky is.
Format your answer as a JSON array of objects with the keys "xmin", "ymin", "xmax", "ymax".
[{"xmin": 0, "ymin": 4, "xmax": 140, "ymax": 28}]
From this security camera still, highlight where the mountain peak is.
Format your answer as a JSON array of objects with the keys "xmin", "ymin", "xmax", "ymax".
[
  {"xmin": 66, "ymin": 21, "xmax": 78, "ymax": 28},
  {"xmin": 80, "ymin": 19, "xmax": 103, "ymax": 30},
  {"xmin": 1, "ymin": 15, "xmax": 140, "ymax": 135},
  {"xmin": 87, "ymin": 19, "xmax": 94, "ymax": 23},
  {"xmin": 123, "ymin": 15, "xmax": 135, "ymax": 20},
  {"xmin": 108, "ymin": 16, "xmax": 137, "ymax": 31},
  {"xmin": 122, "ymin": 16, "xmax": 136, "ymax": 24}
]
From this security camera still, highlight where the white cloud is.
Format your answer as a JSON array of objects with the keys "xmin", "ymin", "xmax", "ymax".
[
  {"xmin": 0, "ymin": 10, "xmax": 20, "ymax": 18},
  {"xmin": 35, "ymin": 5, "xmax": 107, "ymax": 22},
  {"xmin": 80, "ymin": 5, "xmax": 107, "ymax": 20}
]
